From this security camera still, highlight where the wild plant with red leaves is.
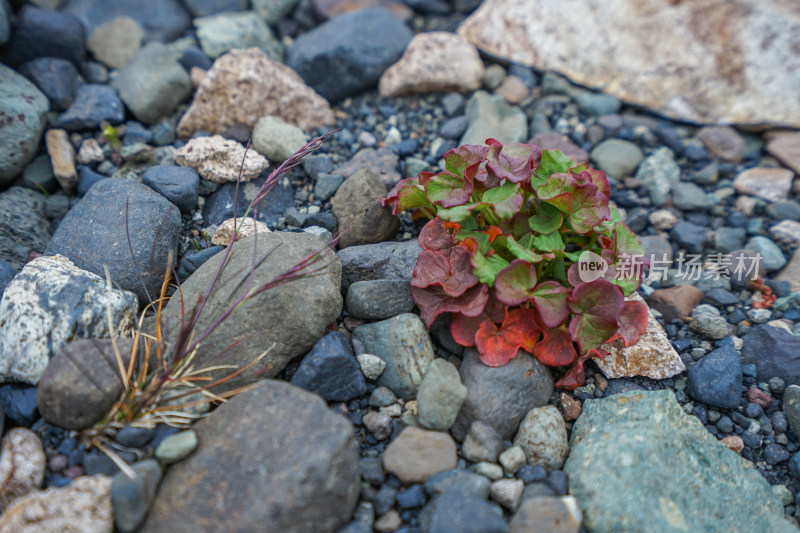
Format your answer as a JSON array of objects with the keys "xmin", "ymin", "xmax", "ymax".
[{"xmin": 383, "ymin": 139, "xmax": 649, "ymax": 389}]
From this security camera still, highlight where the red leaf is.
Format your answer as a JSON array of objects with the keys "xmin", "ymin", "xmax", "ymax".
[
  {"xmin": 534, "ymin": 326, "xmax": 578, "ymax": 366},
  {"xmin": 606, "ymin": 300, "xmax": 648, "ymax": 347},
  {"xmin": 411, "ymin": 247, "xmax": 479, "ymax": 297},
  {"xmin": 574, "ymin": 168, "xmax": 610, "ymax": 199},
  {"xmin": 412, "ymin": 283, "xmax": 489, "ymax": 328},
  {"xmin": 530, "ymin": 281, "xmax": 571, "ymax": 328},
  {"xmin": 555, "ymin": 348, "xmax": 607, "ymax": 390},
  {"xmin": 495, "ymin": 259, "xmax": 538, "ymax": 306},
  {"xmin": 568, "ymin": 279, "xmax": 624, "ymax": 354},
  {"xmin": 475, "ymin": 308, "xmax": 540, "ymax": 367},
  {"xmin": 426, "ymin": 170, "xmax": 474, "ymax": 208},
  {"xmin": 485, "ymin": 139, "xmax": 543, "ymax": 184},
  {"xmin": 444, "ymin": 144, "xmax": 490, "ymax": 177},
  {"xmin": 451, "ymin": 312, "xmax": 482, "ymax": 347},
  {"xmin": 418, "ymin": 218, "xmax": 455, "ymax": 252}
]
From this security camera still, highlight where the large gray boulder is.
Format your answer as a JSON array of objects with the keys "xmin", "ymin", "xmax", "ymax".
[
  {"xmin": 564, "ymin": 390, "xmax": 797, "ymax": 533},
  {"xmin": 141, "ymin": 380, "xmax": 359, "ymax": 533},
  {"xmin": 160, "ymin": 231, "xmax": 342, "ymax": 392},
  {"xmin": 45, "ymin": 178, "xmax": 181, "ymax": 304}
]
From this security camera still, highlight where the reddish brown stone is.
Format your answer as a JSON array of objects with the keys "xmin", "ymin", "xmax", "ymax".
[
  {"xmin": 559, "ymin": 393, "xmax": 582, "ymax": 421},
  {"xmin": 697, "ymin": 126, "xmax": 745, "ymax": 163},
  {"xmin": 766, "ymin": 131, "xmax": 800, "ymax": 175},
  {"xmin": 721, "ymin": 435, "xmax": 745, "ymax": 454},
  {"xmin": 646, "ymin": 285, "xmax": 703, "ymax": 322},
  {"xmin": 747, "ymin": 387, "xmax": 773, "ymax": 409}
]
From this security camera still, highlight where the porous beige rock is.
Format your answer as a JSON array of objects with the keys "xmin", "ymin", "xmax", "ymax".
[
  {"xmin": 211, "ymin": 217, "xmax": 270, "ymax": 246},
  {"xmin": 458, "ymin": 0, "xmax": 800, "ymax": 127},
  {"xmin": 733, "ymin": 167, "xmax": 794, "ymax": 203},
  {"xmin": 44, "ymin": 129, "xmax": 76, "ymax": 193},
  {"xmin": 175, "ymin": 135, "xmax": 268, "ymax": 183},
  {"xmin": 0, "ymin": 429, "xmax": 45, "ymax": 511},
  {"xmin": 379, "ymin": 32, "xmax": 484, "ymax": 97},
  {"xmin": 0, "ymin": 475, "xmax": 113, "ymax": 533},
  {"xmin": 597, "ymin": 293, "xmax": 686, "ymax": 380},
  {"xmin": 176, "ymin": 48, "xmax": 334, "ymax": 138}
]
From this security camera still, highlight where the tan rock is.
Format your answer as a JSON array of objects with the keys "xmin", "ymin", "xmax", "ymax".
[
  {"xmin": 495, "ymin": 75, "xmax": 529, "ymax": 105},
  {"xmin": 648, "ymin": 209, "xmax": 678, "ymax": 231},
  {"xmin": 766, "ymin": 131, "xmax": 800, "ymax": 174},
  {"xmin": 44, "ymin": 129, "xmax": 76, "ymax": 193},
  {"xmin": 559, "ymin": 393, "xmax": 582, "ymax": 422},
  {"xmin": 721, "ymin": 435, "xmax": 745, "ymax": 454},
  {"xmin": 374, "ymin": 510, "xmax": 403, "ymax": 533},
  {"xmin": 646, "ymin": 285, "xmax": 704, "ymax": 322},
  {"xmin": 529, "ymin": 132, "xmax": 589, "ymax": 163},
  {"xmin": 510, "ymin": 496, "xmax": 582, "ymax": 533},
  {"xmin": 0, "ymin": 429, "xmax": 45, "ymax": 511},
  {"xmin": 312, "ymin": 0, "xmax": 412, "ymax": 20},
  {"xmin": 76, "ymin": 138, "xmax": 104, "ymax": 165},
  {"xmin": 379, "ymin": 32, "xmax": 484, "ymax": 97},
  {"xmin": 211, "ymin": 217, "xmax": 271, "ymax": 246},
  {"xmin": 769, "ymin": 220, "xmax": 800, "ymax": 247},
  {"xmin": 382, "ymin": 427, "xmax": 457, "ymax": 483},
  {"xmin": 332, "ymin": 168, "xmax": 399, "ymax": 248},
  {"xmin": 490, "ymin": 479, "xmax": 524, "ymax": 511},
  {"xmin": 0, "ymin": 475, "xmax": 112, "ymax": 533},
  {"xmin": 697, "ymin": 126, "xmax": 745, "ymax": 163},
  {"xmin": 776, "ymin": 247, "xmax": 800, "ymax": 293},
  {"xmin": 86, "ymin": 16, "xmax": 144, "ymax": 69},
  {"xmin": 333, "ymin": 147, "xmax": 400, "ymax": 187},
  {"xmin": 733, "ymin": 167, "xmax": 793, "ymax": 203},
  {"xmin": 189, "ymin": 66, "xmax": 206, "ymax": 89},
  {"xmin": 597, "ymin": 293, "xmax": 686, "ymax": 380},
  {"xmin": 177, "ymin": 48, "xmax": 334, "ymax": 138},
  {"xmin": 175, "ymin": 135, "xmax": 268, "ymax": 183},
  {"xmin": 458, "ymin": 0, "xmax": 800, "ymax": 127}
]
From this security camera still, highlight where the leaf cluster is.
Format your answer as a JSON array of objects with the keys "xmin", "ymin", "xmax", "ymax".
[{"xmin": 382, "ymin": 139, "xmax": 649, "ymax": 389}]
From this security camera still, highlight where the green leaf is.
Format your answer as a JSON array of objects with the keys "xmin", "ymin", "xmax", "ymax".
[
  {"xmin": 531, "ymin": 231, "xmax": 564, "ymax": 252},
  {"xmin": 437, "ymin": 203, "xmax": 475, "ymax": 222},
  {"xmin": 425, "ymin": 171, "xmax": 472, "ymax": 208},
  {"xmin": 482, "ymin": 181, "xmax": 523, "ymax": 221},
  {"xmin": 495, "ymin": 259, "xmax": 538, "ymax": 306},
  {"xmin": 528, "ymin": 202, "xmax": 564, "ymax": 234},
  {"xmin": 471, "ymin": 248, "xmax": 510, "ymax": 287},
  {"xmin": 532, "ymin": 150, "xmax": 576, "ymax": 189},
  {"xmin": 456, "ymin": 230, "xmax": 492, "ymax": 254},
  {"xmin": 494, "ymin": 235, "xmax": 547, "ymax": 263}
]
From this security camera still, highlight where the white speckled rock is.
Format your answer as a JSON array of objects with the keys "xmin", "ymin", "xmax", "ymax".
[
  {"xmin": 0, "ymin": 475, "xmax": 113, "ymax": 533},
  {"xmin": 379, "ymin": 32, "xmax": 484, "ymax": 97},
  {"xmin": 357, "ymin": 353, "xmax": 386, "ymax": 380},
  {"xmin": 175, "ymin": 135, "xmax": 268, "ymax": 183},
  {"xmin": 513, "ymin": 405, "xmax": 569, "ymax": 471},
  {"xmin": 0, "ymin": 428, "xmax": 45, "ymax": 511},
  {"xmin": 0, "ymin": 255, "xmax": 137, "ymax": 385},
  {"xmin": 211, "ymin": 217, "xmax": 270, "ymax": 246}
]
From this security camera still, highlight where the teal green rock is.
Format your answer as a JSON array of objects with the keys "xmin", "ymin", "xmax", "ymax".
[
  {"xmin": 564, "ymin": 390, "xmax": 796, "ymax": 533},
  {"xmin": 252, "ymin": 0, "xmax": 298, "ymax": 24},
  {"xmin": 155, "ymin": 429, "xmax": 198, "ymax": 464},
  {"xmin": 352, "ymin": 313, "xmax": 435, "ymax": 400},
  {"xmin": 194, "ymin": 11, "xmax": 283, "ymax": 61},
  {"xmin": 460, "ymin": 91, "xmax": 527, "ymax": 147},
  {"xmin": 416, "ymin": 358, "xmax": 467, "ymax": 431},
  {"xmin": 0, "ymin": 65, "xmax": 49, "ymax": 186},
  {"xmin": 634, "ymin": 147, "xmax": 679, "ymax": 206}
]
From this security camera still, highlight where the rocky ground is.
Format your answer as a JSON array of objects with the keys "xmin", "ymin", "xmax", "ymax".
[{"xmin": 0, "ymin": 0, "xmax": 800, "ymax": 532}]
